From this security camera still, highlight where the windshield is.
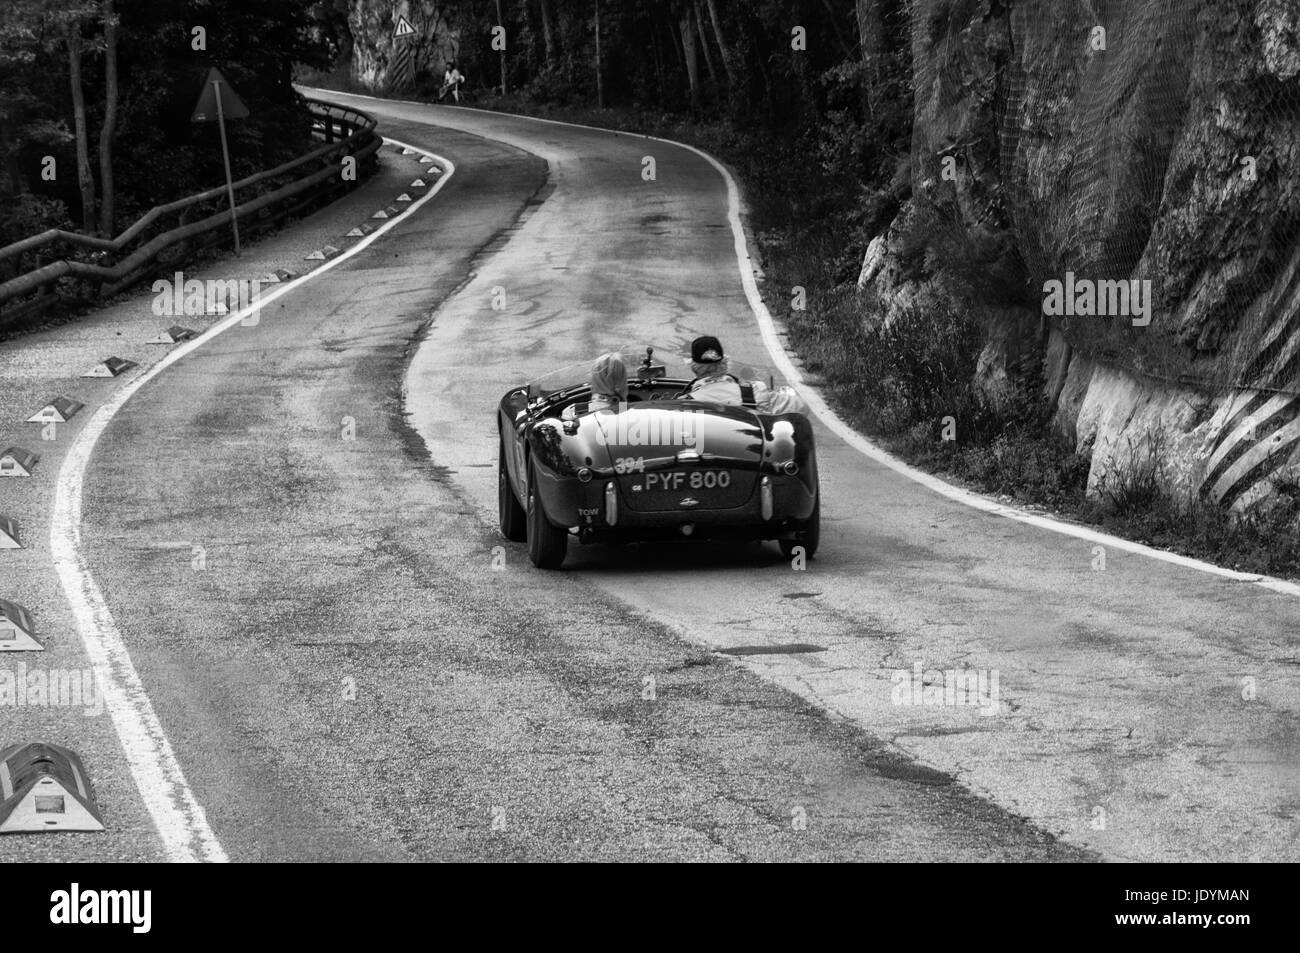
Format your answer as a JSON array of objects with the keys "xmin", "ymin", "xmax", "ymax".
[{"xmin": 525, "ymin": 344, "xmax": 781, "ymax": 399}]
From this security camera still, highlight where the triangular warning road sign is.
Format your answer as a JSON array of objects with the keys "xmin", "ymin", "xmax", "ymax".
[
  {"xmin": 26, "ymin": 397, "xmax": 83, "ymax": 424},
  {"xmin": 0, "ymin": 626, "xmax": 43, "ymax": 652},
  {"xmin": 0, "ymin": 743, "xmax": 105, "ymax": 832},
  {"xmin": 0, "ymin": 598, "xmax": 43, "ymax": 651},
  {"xmin": 191, "ymin": 67, "xmax": 250, "ymax": 123},
  {"xmin": 147, "ymin": 326, "xmax": 197, "ymax": 344},
  {"xmin": 394, "ymin": 15, "xmax": 417, "ymax": 39},
  {"xmin": 81, "ymin": 357, "xmax": 136, "ymax": 378},
  {"xmin": 0, "ymin": 775, "xmax": 104, "ymax": 832},
  {"xmin": 0, "ymin": 447, "xmax": 37, "ymax": 477}
]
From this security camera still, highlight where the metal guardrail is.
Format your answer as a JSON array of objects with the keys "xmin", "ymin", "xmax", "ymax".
[{"xmin": 0, "ymin": 97, "xmax": 381, "ymax": 329}]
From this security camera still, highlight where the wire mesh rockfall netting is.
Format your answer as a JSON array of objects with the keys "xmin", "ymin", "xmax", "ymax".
[{"xmin": 993, "ymin": 0, "xmax": 1300, "ymax": 396}]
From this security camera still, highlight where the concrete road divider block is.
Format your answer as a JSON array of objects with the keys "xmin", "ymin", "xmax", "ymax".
[
  {"xmin": 0, "ymin": 742, "xmax": 105, "ymax": 833},
  {"xmin": 0, "ymin": 516, "xmax": 20, "ymax": 549},
  {"xmin": 400, "ymin": 147, "xmax": 416, "ymax": 156},
  {"xmin": 0, "ymin": 598, "xmax": 42, "ymax": 651},
  {"xmin": 371, "ymin": 210, "xmax": 389, "ymax": 219},
  {"xmin": 0, "ymin": 448, "xmax": 38, "ymax": 478},
  {"xmin": 81, "ymin": 357, "xmax": 136, "ymax": 378},
  {"xmin": 204, "ymin": 287, "xmax": 231, "ymax": 315},
  {"xmin": 147, "ymin": 326, "xmax": 197, "ymax": 345},
  {"xmin": 424, "ymin": 165, "xmax": 443, "ymax": 176},
  {"xmin": 410, "ymin": 179, "xmax": 427, "ymax": 188},
  {"xmin": 346, "ymin": 228, "xmax": 365, "ymax": 237},
  {"xmin": 305, "ymin": 245, "xmax": 341, "ymax": 261},
  {"xmin": 396, "ymin": 193, "xmax": 412, "ymax": 202},
  {"xmin": 260, "ymin": 269, "xmax": 295, "ymax": 284},
  {"xmin": 26, "ymin": 397, "xmax": 84, "ymax": 424},
  {"xmin": 420, "ymin": 154, "xmax": 435, "ymax": 163},
  {"xmin": 305, "ymin": 249, "xmax": 325, "ymax": 261}
]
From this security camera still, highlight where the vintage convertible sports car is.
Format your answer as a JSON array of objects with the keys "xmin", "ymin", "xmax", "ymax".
[{"xmin": 498, "ymin": 347, "xmax": 820, "ymax": 568}]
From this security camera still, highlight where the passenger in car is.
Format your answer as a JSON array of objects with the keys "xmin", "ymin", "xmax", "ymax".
[{"xmin": 588, "ymin": 352, "xmax": 628, "ymax": 411}]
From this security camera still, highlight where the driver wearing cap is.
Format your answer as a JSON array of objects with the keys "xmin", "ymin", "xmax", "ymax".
[
  {"xmin": 682, "ymin": 335, "xmax": 746, "ymax": 404},
  {"xmin": 680, "ymin": 335, "xmax": 808, "ymax": 414}
]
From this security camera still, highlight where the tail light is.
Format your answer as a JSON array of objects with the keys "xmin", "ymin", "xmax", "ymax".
[
  {"xmin": 760, "ymin": 476, "xmax": 773, "ymax": 520},
  {"xmin": 605, "ymin": 481, "xmax": 618, "ymax": 526}
]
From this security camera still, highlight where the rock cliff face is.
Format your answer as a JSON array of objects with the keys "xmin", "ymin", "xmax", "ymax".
[
  {"xmin": 345, "ymin": 1, "xmax": 463, "ymax": 90},
  {"xmin": 864, "ymin": 0, "xmax": 1300, "ymax": 510}
]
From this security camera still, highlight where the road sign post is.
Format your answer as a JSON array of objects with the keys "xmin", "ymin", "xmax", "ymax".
[
  {"xmin": 214, "ymin": 78, "xmax": 239, "ymax": 255},
  {"xmin": 191, "ymin": 68, "xmax": 251, "ymax": 257},
  {"xmin": 391, "ymin": 15, "xmax": 417, "ymax": 91}
]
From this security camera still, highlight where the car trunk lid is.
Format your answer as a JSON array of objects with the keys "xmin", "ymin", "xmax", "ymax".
[{"xmin": 594, "ymin": 404, "xmax": 763, "ymax": 512}]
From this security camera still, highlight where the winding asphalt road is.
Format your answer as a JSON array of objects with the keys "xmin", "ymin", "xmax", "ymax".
[{"xmin": 2, "ymin": 91, "xmax": 1296, "ymax": 862}]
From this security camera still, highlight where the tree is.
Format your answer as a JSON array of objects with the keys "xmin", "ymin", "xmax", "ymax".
[
  {"xmin": 703, "ymin": 0, "xmax": 735, "ymax": 90},
  {"xmin": 675, "ymin": 0, "xmax": 699, "ymax": 111},
  {"xmin": 538, "ymin": 0, "xmax": 557, "ymax": 64},
  {"xmin": 98, "ymin": 0, "xmax": 118, "ymax": 235},
  {"xmin": 495, "ymin": 0, "xmax": 507, "ymax": 95},
  {"xmin": 58, "ymin": 5, "xmax": 98, "ymax": 234},
  {"xmin": 856, "ymin": 0, "xmax": 887, "ymax": 113},
  {"xmin": 693, "ymin": 0, "xmax": 717, "ymax": 91},
  {"xmin": 593, "ymin": 0, "xmax": 603, "ymax": 107},
  {"xmin": 0, "ymin": 5, "xmax": 72, "ymax": 251}
]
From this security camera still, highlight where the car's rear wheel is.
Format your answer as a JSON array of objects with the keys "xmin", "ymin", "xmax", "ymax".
[
  {"xmin": 499, "ymin": 434, "xmax": 526, "ymax": 542},
  {"xmin": 526, "ymin": 459, "xmax": 568, "ymax": 569},
  {"xmin": 779, "ymin": 487, "xmax": 819, "ymax": 561}
]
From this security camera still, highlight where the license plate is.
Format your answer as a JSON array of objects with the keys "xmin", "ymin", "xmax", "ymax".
[{"xmin": 635, "ymin": 470, "xmax": 733, "ymax": 493}]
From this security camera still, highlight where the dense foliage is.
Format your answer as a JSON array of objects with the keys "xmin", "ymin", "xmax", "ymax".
[
  {"xmin": 0, "ymin": 0, "xmax": 342, "ymax": 246},
  {"xmin": 454, "ymin": 0, "xmax": 916, "ymax": 270}
]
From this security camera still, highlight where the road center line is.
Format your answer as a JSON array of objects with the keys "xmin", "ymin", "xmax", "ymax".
[{"xmin": 49, "ymin": 137, "xmax": 456, "ymax": 862}]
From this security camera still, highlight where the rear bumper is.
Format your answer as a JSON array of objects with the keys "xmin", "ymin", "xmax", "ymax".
[
  {"xmin": 542, "ymin": 472, "xmax": 817, "ymax": 543},
  {"xmin": 576, "ymin": 517, "xmax": 807, "ymax": 546}
]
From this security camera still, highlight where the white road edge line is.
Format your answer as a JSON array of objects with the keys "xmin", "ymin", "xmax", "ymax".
[
  {"xmin": 49, "ymin": 137, "xmax": 457, "ymax": 863},
  {"xmin": 302, "ymin": 87, "xmax": 1300, "ymax": 600}
]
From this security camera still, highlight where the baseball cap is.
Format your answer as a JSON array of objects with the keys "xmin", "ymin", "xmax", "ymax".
[{"xmin": 690, "ymin": 335, "xmax": 725, "ymax": 364}]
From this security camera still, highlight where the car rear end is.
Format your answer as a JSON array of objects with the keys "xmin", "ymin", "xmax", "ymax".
[{"xmin": 566, "ymin": 403, "xmax": 817, "ymax": 544}]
